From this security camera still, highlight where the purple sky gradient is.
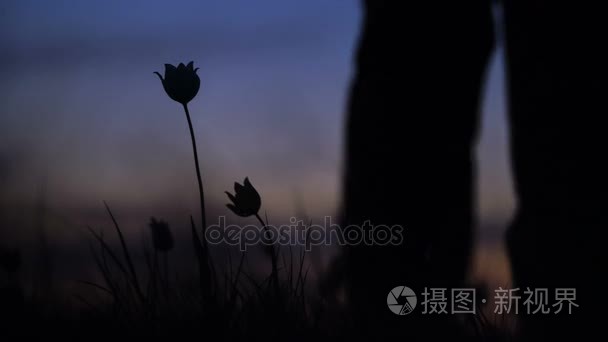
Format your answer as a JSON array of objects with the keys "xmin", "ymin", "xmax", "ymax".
[{"xmin": 0, "ymin": 0, "xmax": 514, "ymax": 255}]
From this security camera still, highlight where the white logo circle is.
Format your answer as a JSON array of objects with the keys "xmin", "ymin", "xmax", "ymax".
[{"xmin": 387, "ymin": 286, "xmax": 417, "ymax": 315}]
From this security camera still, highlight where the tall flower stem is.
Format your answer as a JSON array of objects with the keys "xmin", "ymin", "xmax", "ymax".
[
  {"xmin": 182, "ymin": 103, "xmax": 207, "ymax": 248},
  {"xmin": 255, "ymin": 213, "xmax": 279, "ymax": 297}
]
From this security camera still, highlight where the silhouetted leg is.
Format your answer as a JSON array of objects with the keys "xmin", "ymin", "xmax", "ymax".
[
  {"xmin": 504, "ymin": 1, "xmax": 607, "ymax": 340},
  {"xmin": 342, "ymin": 0, "xmax": 494, "ymax": 337}
]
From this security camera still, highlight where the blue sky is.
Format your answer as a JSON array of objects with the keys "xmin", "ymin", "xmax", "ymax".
[{"xmin": 0, "ymin": 0, "xmax": 513, "ymax": 244}]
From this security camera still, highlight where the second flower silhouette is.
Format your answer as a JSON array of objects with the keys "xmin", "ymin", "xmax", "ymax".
[{"xmin": 225, "ymin": 177, "xmax": 262, "ymax": 217}]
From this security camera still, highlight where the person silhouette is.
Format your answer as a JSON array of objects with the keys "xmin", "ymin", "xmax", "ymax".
[{"xmin": 341, "ymin": 0, "xmax": 606, "ymax": 339}]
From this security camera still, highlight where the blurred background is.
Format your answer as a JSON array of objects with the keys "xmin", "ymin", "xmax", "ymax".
[{"xmin": 0, "ymin": 0, "xmax": 513, "ymax": 292}]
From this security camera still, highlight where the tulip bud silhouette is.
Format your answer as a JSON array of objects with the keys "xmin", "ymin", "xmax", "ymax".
[
  {"xmin": 154, "ymin": 60, "xmax": 207, "ymax": 248},
  {"xmin": 225, "ymin": 178, "xmax": 279, "ymax": 297},
  {"xmin": 225, "ymin": 177, "xmax": 262, "ymax": 217},
  {"xmin": 149, "ymin": 217, "xmax": 174, "ymax": 252},
  {"xmin": 154, "ymin": 60, "xmax": 212, "ymax": 304},
  {"xmin": 154, "ymin": 62, "xmax": 200, "ymax": 105}
]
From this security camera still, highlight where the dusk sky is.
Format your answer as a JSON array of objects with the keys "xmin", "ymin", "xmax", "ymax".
[{"xmin": 0, "ymin": 0, "xmax": 514, "ymax": 266}]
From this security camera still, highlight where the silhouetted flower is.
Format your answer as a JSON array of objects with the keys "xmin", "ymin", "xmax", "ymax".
[
  {"xmin": 149, "ymin": 217, "xmax": 174, "ymax": 252},
  {"xmin": 225, "ymin": 177, "xmax": 262, "ymax": 217},
  {"xmin": 0, "ymin": 247, "xmax": 21, "ymax": 273},
  {"xmin": 154, "ymin": 62, "xmax": 200, "ymax": 105}
]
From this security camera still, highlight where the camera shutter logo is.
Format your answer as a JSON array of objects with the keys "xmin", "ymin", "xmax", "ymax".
[{"xmin": 387, "ymin": 286, "xmax": 417, "ymax": 315}]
